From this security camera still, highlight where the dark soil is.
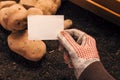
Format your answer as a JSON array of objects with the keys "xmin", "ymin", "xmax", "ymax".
[{"xmin": 0, "ymin": 1, "xmax": 120, "ymax": 80}]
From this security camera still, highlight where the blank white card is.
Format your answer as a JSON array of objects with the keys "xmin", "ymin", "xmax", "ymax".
[{"xmin": 28, "ymin": 15, "xmax": 64, "ymax": 40}]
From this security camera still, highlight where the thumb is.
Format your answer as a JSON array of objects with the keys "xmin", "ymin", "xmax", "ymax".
[{"xmin": 57, "ymin": 31, "xmax": 78, "ymax": 54}]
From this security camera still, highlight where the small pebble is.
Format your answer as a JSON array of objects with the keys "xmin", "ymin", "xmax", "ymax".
[
  {"xmin": 13, "ymin": 62, "xmax": 16, "ymax": 65},
  {"xmin": 49, "ymin": 50, "xmax": 55, "ymax": 53}
]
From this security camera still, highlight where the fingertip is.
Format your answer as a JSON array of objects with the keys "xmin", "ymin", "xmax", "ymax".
[
  {"xmin": 60, "ymin": 31, "xmax": 65, "ymax": 35},
  {"xmin": 68, "ymin": 63, "xmax": 74, "ymax": 68},
  {"xmin": 57, "ymin": 30, "xmax": 64, "ymax": 37},
  {"xmin": 57, "ymin": 30, "xmax": 68, "ymax": 40}
]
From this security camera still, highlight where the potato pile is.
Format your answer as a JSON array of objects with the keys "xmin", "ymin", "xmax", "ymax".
[
  {"xmin": 0, "ymin": 0, "xmax": 72, "ymax": 61},
  {"xmin": 0, "ymin": 0, "xmax": 61, "ymax": 31}
]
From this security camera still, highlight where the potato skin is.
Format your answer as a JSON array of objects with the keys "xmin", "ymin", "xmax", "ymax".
[
  {"xmin": 0, "ymin": 1, "xmax": 16, "ymax": 10},
  {"xmin": 64, "ymin": 19, "xmax": 73, "ymax": 29},
  {"xmin": 19, "ymin": 0, "xmax": 37, "ymax": 8},
  {"xmin": 0, "ymin": 7, "xmax": 9, "ymax": 28},
  {"xmin": 35, "ymin": 0, "xmax": 61, "ymax": 15},
  {"xmin": 27, "ymin": 7, "xmax": 43, "ymax": 15},
  {"xmin": 8, "ymin": 30, "xmax": 46, "ymax": 61}
]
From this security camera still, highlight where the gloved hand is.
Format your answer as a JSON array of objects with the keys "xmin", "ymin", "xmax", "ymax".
[{"xmin": 57, "ymin": 29, "xmax": 100, "ymax": 79}]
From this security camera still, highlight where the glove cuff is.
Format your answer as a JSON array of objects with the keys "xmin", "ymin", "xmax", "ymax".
[{"xmin": 73, "ymin": 58, "xmax": 100, "ymax": 79}]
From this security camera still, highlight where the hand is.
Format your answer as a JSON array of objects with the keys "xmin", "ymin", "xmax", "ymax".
[{"xmin": 57, "ymin": 29, "xmax": 100, "ymax": 79}]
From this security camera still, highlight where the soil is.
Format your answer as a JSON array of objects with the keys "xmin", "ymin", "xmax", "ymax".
[{"xmin": 0, "ymin": 1, "xmax": 120, "ymax": 80}]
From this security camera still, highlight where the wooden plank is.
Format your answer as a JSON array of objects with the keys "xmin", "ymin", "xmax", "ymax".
[
  {"xmin": 93, "ymin": 0, "xmax": 120, "ymax": 14},
  {"xmin": 70, "ymin": 0, "xmax": 120, "ymax": 26}
]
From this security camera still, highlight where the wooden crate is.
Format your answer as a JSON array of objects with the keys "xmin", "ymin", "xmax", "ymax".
[{"xmin": 70, "ymin": 0, "xmax": 120, "ymax": 26}]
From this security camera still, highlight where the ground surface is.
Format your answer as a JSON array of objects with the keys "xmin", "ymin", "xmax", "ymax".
[{"xmin": 0, "ymin": 1, "xmax": 120, "ymax": 80}]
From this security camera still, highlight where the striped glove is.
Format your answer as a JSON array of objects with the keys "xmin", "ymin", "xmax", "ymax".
[{"xmin": 57, "ymin": 29, "xmax": 100, "ymax": 79}]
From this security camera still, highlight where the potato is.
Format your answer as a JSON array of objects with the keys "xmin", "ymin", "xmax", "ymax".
[
  {"xmin": 0, "ymin": 1, "xmax": 16, "ymax": 10},
  {"xmin": 64, "ymin": 19, "xmax": 73, "ymax": 29},
  {"xmin": 0, "ymin": 4, "xmax": 27, "ymax": 31},
  {"xmin": 35, "ymin": 0, "xmax": 61, "ymax": 15},
  {"xmin": 7, "ymin": 4, "xmax": 28, "ymax": 31},
  {"xmin": 27, "ymin": 7, "xmax": 43, "ymax": 15},
  {"xmin": 8, "ymin": 30, "xmax": 46, "ymax": 61}
]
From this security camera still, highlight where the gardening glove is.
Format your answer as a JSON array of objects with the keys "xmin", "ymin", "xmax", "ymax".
[{"xmin": 57, "ymin": 29, "xmax": 100, "ymax": 79}]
